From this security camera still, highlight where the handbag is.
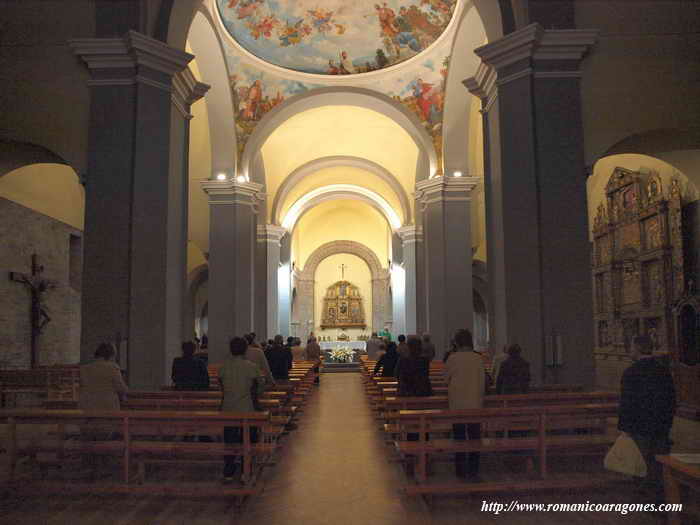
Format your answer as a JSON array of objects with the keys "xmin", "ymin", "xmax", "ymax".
[{"xmin": 604, "ymin": 432, "xmax": 647, "ymax": 477}]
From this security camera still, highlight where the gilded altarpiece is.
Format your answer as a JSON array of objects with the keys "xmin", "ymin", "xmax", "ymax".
[
  {"xmin": 592, "ymin": 168, "xmax": 684, "ymax": 356},
  {"xmin": 320, "ymin": 280, "xmax": 366, "ymax": 330}
]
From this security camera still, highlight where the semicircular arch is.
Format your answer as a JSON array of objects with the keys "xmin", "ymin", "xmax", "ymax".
[
  {"xmin": 272, "ymin": 156, "xmax": 412, "ymax": 226},
  {"xmin": 242, "ymin": 87, "xmax": 438, "ymax": 184}
]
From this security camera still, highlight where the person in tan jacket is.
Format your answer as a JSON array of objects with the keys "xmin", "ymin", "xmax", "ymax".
[
  {"xmin": 444, "ymin": 328, "xmax": 485, "ymax": 479},
  {"xmin": 79, "ymin": 343, "xmax": 128, "ymax": 412}
]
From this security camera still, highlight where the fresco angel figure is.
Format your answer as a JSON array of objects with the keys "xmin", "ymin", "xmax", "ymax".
[
  {"xmin": 308, "ymin": 8, "xmax": 335, "ymax": 33},
  {"xmin": 240, "ymin": 79, "xmax": 263, "ymax": 121},
  {"xmin": 236, "ymin": 0, "xmax": 263, "ymax": 20},
  {"xmin": 374, "ymin": 3, "xmax": 401, "ymax": 57}
]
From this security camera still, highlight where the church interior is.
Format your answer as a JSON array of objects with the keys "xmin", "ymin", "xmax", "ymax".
[{"xmin": 1, "ymin": 0, "xmax": 700, "ymax": 522}]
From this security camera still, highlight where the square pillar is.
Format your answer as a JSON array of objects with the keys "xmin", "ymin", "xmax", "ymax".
[
  {"xmin": 201, "ymin": 180, "xmax": 263, "ymax": 363},
  {"xmin": 465, "ymin": 24, "xmax": 598, "ymax": 385},
  {"xmin": 415, "ymin": 176, "xmax": 479, "ymax": 354},
  {"xmin": 71, "ymin": 32, "xmax": 205, "ymax": 388},
  {"xmin": 256, "ymin": 224, "xmax": 287, "ymax": 339}
]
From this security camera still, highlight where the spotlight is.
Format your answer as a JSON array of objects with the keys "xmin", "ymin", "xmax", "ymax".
[
  {"xmin": 236, "ymin": 175, "xmax": 246, "ymax": 183},
  {"xmin": 216, "ymin": 173, "xmax": 226, "ymax": 181},
  {"xmin": 453, "ymin": 171, "xmax": 463, "ymax": 177}
]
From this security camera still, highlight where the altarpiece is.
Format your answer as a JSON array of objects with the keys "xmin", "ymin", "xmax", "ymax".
[
  {"xmin": 592, "ymin": 167, "xmax": 684, "ymax": 356},
  {"xmin": 320, "ymin": 280, "xmax": 366, "ymax": 330}
]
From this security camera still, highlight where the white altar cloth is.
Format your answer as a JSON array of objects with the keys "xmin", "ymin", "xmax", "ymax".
[{"xmin": 319, "ymin": 341, "xmax": 366, "ymax": 351}]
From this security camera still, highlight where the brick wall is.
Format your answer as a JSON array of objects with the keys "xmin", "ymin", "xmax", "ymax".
[{"xmin": 0, "ymin": 198, "xmax": 81, "ymax": 368}]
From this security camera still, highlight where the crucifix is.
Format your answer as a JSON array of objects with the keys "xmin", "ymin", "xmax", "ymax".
[
  {"xmin": 339, "ymin": 263, "xmax": 348, "ymax": 280},
  {"xmin": 9, "ymin": 254, "xmax": 56, "ymax": 369}
]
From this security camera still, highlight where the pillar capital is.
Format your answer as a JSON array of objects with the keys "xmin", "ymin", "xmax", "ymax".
[
  {"xmin": 201, "ymin": 180, "xmax": 265, "ymax": 208},
  {"xmin": 415, "ymin": 176, "xmax": 479, "ymax": 206},
  {"xmin": 396, "ymin": 225, "xmax": 423, "ymax": 244},
  {"xmin": 256, "ymin": 224, "xmax": 288, "ymax": 244},
  {"xmin": 465, "ymin": 24, "xmax": 598, "ymax": 102},
  {"xmin": 70, "ymin": 30, "xmax": 194, "ymax": 90},
  {"xmin": 172, "ymin": 67, "xmax": 210, "ymax": 119}
]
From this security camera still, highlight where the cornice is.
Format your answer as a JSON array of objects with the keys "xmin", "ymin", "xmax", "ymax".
[
  {"xmin": 256, "ymin": 224, "xmax": 288, "ymax": 243},
  {"xmin": 463, "ymin": 62, "xmax": 497, "ymax": 102},
  {"xmin": 201, "ymin": 180, "xmax": 265, "ymax": 206},
  {"xmin": 396, "ymin": 225, "xmax": 423, "ymax": 243},
  {"xmin": 474, "ymin": 23, "xmax": 542, "ymax": 70},
  {"xmin": 415, "ymin": 176, "xmax": 480, "ymax": 206},
  {"xmin": 70, "ymin": 30, "xmax": 193, "ymax": 77},
  {"xmin": 534, "ymin": 30, "xmax": 599, "ymax": 61},
  {"xmin": 172, "ymin": 67, "xmax": 210, "ymax": 118}
]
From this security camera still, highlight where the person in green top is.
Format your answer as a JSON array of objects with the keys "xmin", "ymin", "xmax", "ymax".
[
  {"xmin": 378, "ymin": 327, "xmax": 392, "ymax": 342},
  {"xmin": 219, "ymin": 336, "xmax": 265, "ymax": 482}
]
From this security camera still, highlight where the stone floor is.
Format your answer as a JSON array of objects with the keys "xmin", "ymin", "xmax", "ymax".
[{"xmin": 0, "ymin": 374, "xmax": 698, "ymax": 524}]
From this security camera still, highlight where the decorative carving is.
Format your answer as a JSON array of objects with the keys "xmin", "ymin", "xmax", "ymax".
[
  {"xmin": 592, "ymin": 167, "xmax": 684, "ymax": 359},
  {"xmin": 321, "ymin": 280, "xmax": 366, "ymax": 330}
]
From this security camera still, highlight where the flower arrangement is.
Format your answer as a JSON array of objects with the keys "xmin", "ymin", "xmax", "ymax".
[{"xmin": 329, "ymin": 347, "xmax": 355, "ymax": 363}]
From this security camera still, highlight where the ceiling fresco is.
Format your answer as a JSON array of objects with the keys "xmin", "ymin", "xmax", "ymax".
[
  {"xmin": 222, "ymin": 34, "xmax": 451, "ymax": 171},
  {"xmin": 216, "ymin": 0, "xmax": 457, "ymax": 75}
]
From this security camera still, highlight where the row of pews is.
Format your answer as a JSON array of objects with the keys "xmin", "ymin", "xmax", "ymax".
[
  {"xmin": 360, "ymin": 358, "xmax": 624, "ymax": 497},
  {"xmin": 0, "ymin": 360, "xmax": 321, "ymax": 501},
  {"xmin": 0, "ymin": 366, "xmax": 80, "ymax": 407}
]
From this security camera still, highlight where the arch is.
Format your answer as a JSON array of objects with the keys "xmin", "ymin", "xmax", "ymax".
[
  {"xmin": 300, "ymin": 241, "xmax": 387, "ymax": 281},
  {"xmin": 600, "ymin": 128, "xmax": 700, "ymax": 161},
  {"xmin": 0, "ymin": 140, "xmax": 70, "ymax": 178},
  {"xmin": 281, "ymin": 185, "xmax": 403, "ymax": 231},
  {"xmin": 187, "ymin": 10, "xmax": 237, "ymax": 177},
  {"xmin": 240, "ymin": 87, "xmax": 438, "ymax": 183},
  {"xmin": 271, "ymin": 156, "xmax": 412, "ymax": 226},
  {"xmin": 295, "ymin": 240, "xmax": 391, "ymax": 334}
]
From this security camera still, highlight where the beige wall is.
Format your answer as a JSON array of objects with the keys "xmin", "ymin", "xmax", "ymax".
[
  {"xmin": 293, "ymin": 200, "xmax": 390, "ymax": 271},
  {"xmin": 0, "ymin": 164, "xmax": 84, "ymax": 230},
  {"xmin": 314, "ymin": 253, "xmax": 372, "ymax": 339}
]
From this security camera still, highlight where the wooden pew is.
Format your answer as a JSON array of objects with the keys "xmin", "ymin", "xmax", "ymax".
[
  {"xmin": 0, "ymin": 408, "xmax": 272, "ymax": 496},
  {"xmin": 1, "ymin": 367, "xmax": 80, "ymax": 407},
  {"xmin": 393, "ymin": 403, "xmax": 620, "ymax": 495},
  {"xmin": 656, "ymin": 455, "xmax": 700, "ymax": 525}
]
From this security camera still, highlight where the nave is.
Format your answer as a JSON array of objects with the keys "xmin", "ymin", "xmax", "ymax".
[{"xmin": 1, "ymin": 374, "xmax": 690, "ymax": 525}]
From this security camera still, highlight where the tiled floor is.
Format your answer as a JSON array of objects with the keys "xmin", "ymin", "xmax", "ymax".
[{"xmin": 1, "ymin": 374, "xmax": 698, "ymax": 524}]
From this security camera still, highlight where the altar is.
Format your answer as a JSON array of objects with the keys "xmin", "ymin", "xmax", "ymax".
[{"xmin": 319, "ymin": 341, "xmax": 366, "ymax": 351}]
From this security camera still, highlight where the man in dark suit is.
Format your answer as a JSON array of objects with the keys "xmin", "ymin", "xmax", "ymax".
[
  {"xmin": 495, "ymin": 344, "xmax": 530, "ymax": 395},
  {"xmin": 618, "ymin": 334, "xmax": 676, "ymax": 498},
  {"xmin": 265, "ymin": 335, "xmax": 293, "ymax": 382},
  {"xmin": 172, "ymin": 341, "xmax": 210, "ymax": 390}
]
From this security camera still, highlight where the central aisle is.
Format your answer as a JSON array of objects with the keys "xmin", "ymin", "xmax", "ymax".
[{"xmin": 240, "ymin": 373, "xmax": 431, "ymax": 525}]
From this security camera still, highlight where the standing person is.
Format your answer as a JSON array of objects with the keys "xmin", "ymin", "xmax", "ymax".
[
  {"xmin": 219, "ymin": 336, "xmax": 265, "ymax": 483},
  {"xmin": 291, "ymin": 337, "xmax": 306, "ymax": 362},
  {"xmin": 373, "ymin": 342, "xmax": 399, "ymax": 377},
  {"xmin": 245, "ymin": 333, "xmax": 275, "ymax": 387},
  {"xmin": 421, "ymin": 333, "xmax": 436, "ymax": 361},
  {"xmin": 172, "ymin": 341, "xmax": 210, "ymax": 390},
  {"xmin": 378, "ymin": 326, "xmax": 392, "ymax": 342},
  {"xmin": 266, "ymin": 335, "xmax": 293, "ymax": 382},
  {"xmin": 618, "ymin": 335, "xmax": 676, "ymax": 499},
  {"xmin": 366, "ymin": 332, "xmax": 383, "ymax": 360},
  {"xmin": 79, "ymin": 342, "xmax": 128, "ymax": 411},
  {"xmin": 491, "ymin": 346, "xmax": 508, "ymax": 385},
  {"xmin": 200, "ymin": 333, "xmax": 208, "ymax": 350},
  {"xmin": 396, "ymin": 334, "xmax": 409, "ymax": 358},
  {"xmin": 444, "ymin": 328, "xmax": 485, "ymax": 479},
  {"xmin": 397, "ymin": 336, "xmax": 432, "ymax": 397},
  {"xmin": 495, "ymin": 344, "xmax": 531, "ymax": 395},
  {"xmin": 305, "ymin": 335, "xmax": 322, "ymax": 385}
]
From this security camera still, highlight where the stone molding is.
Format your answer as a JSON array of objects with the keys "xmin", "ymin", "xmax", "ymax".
[
  {"xmin": 172, "ymin": 67, "xmax": 210, "ymax": 119},
  {"xmin": 415, "ymin": 176, "xmax": 479, "ymax": 206},
  {"xmin": 465, "ymin": 24, "xmax": 598, "ymax": 106},
  {"xmin": 256, "ymin": 224, "xmax": 288, "ymax": 244},
  {"xmin": 396, "ymin": 225, "xmax": 423, "ymax": 244},
  {"xmin": 201, "ymin": 180, "xmax": 265, "ymax": 209},
  {"xmin": 299, "ymin": 240, "xmax": 388, "ymax": 281}
]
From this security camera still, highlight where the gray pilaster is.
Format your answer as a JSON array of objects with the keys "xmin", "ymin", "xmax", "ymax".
[
  {"xmin": 415, "ymin": 177, "xmax": 478, "ymax": 354},
  {"xmin": 71, "ymin": 32, "xmax": 201, "ymax": 388},
  {"xmin": 201, "ymin": 180, "xmax": 263, "ymax": 363},
  {"xmin": 465, "ymin": 23, "xmax": 597, "ymax": 385},
  {"xmin": 256, "ymin": 224, "xmax": 287, "ymax": 339},
  {"xmin": 396, "ymin": 226, "xmax": 422, "ymax": 335}
]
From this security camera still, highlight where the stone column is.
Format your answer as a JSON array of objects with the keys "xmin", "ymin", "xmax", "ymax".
[
  {"xmin": 201, "ymin": 180, "xmax": 263, "ymax": 364},
  {"xmin": 371, "ymin": 271, "xmax": 391, "ymax": 333},
  {"xmin": 71, "ymin": 32, "xmax": 203, "ymax": 388},
  {"xmin": 415, "ymin": 176, "xmax": 478, "ymax": 355},
  {"xmin": 464, "ymin": 23, "xmax": 597, "ymax": 385},
  {"xmin": 396, "ymin": 225, "xmax": 422, "ymax": 335},
  {"xmin": 256, "ymin": 225, "xmax": 287, "ymax": 339}
]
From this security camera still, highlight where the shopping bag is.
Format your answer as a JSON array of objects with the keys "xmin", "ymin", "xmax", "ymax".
[{"xmin": 604, "ymin": 432, "xmax": 647, "ymax": 477}]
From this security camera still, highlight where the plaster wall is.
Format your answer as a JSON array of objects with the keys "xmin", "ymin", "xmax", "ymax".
[
  {"xmin": 0, "ymin": 198, "xmax": 81, "ymax": 368},
  {"xmin": 577, "ymin": 1, "xmax": 700, "ymax": 164},
  {"xmin": 0, "ymin": 0, "xmax": 94, "ymax": 172},
  {"xmin": 292, "ymin": 200, "xmax": 390, "ymax": 270},
  {"xmin": 313, "ymin": 253, "xmax": 372, "ymax": 339},
  {"xmin": 0, "ymin": 164, "xmax": 85, "ymax": 230}
]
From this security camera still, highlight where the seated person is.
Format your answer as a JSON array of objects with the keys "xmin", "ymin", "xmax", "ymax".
[
  {"xmin": 372, "ymin": 342, "xmax": 397, "ymax": 377},
  {"xmin": 172, "ymin": 341, "xmax": 210, "ymax": 390},
  {"xmin": 495, "ymin": 344, "xmax": 531, "ymax": 394}
]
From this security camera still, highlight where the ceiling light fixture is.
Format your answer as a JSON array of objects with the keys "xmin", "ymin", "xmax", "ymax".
[
  {"xmin": 216, "ymin": 173, "xmax": 227, "ymax": 181},
  {"xmin": 453, "ymin": 171, "xmax": 463, "ymax": 177},
  {"xmin": 236, "ymin": 175, "xmax": 246, "ymax": 183}
]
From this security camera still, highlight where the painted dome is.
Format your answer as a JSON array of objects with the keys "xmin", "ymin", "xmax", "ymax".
[{"xmin": 215, "ymin": 0, "xmax": 457, "ymax": 75}]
